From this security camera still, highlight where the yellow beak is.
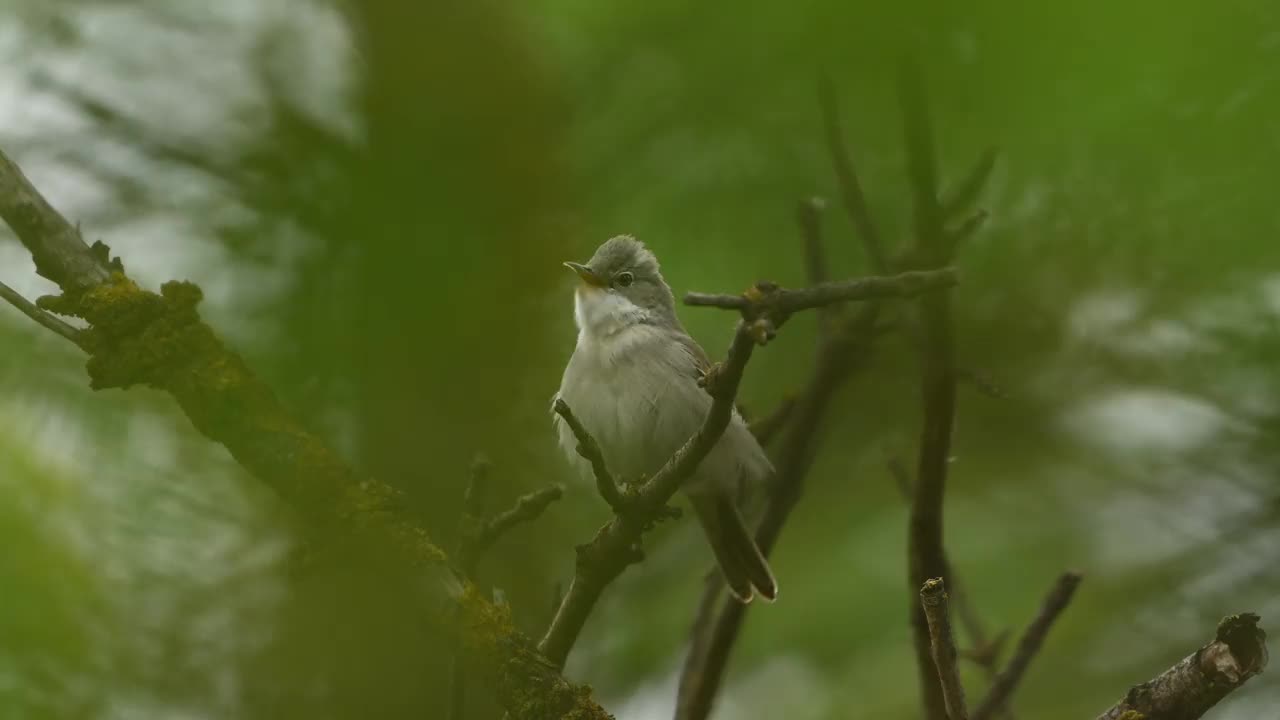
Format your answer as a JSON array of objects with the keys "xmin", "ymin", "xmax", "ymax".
[{"xmin": 564, "ymin": 261, "xmax": 607, "ymax": 288}]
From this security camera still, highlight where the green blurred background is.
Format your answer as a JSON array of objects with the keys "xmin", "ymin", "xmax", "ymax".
[{"xmin": 0, "ymin": 1, "xmax": 1277, "ymax": 718}]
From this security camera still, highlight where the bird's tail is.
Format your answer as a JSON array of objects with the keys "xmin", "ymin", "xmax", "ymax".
[{"xmin": 690, "ymin": 492, "xmax": 778, "ymax": 604}]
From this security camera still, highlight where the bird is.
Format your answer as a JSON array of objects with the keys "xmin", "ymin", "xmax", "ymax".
[{"xmin": 552, "ymin": 235, "xmax": 777, "ymax": 603}]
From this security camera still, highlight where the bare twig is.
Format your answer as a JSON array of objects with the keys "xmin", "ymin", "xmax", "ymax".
[
  {"xmin": 0, "ymin": 146, "xmax": 614, "ymax": 720},
  {"xmin": 473, "ymin": 485, "xmax": 564, "ymax": 556},
  {"xmin": 1095, "ymin": 613, "xmax": 1268, "ymax": 720},
  {"xmin": 970, "ymin": 572, "xmax": 1082, "ymax": 720},
  {"xmin": 797, "ymin": 197, "xmax": 830, "ymax": 286},
  {"xmin": 553, "ymin": 398, "xmax": 627, "ymax": 512},
  {"xmin": 819, "ymin": 72, "xmax": 888, "ymax": 272},
  {"xmin": 889, "ymin": 455, "xmax": 1012, "ymax": 717},
  {"xmin": 0, "ymin": 279, "xmax": 85, "ymax": 347},
  {"xmin": 921, "ymin": 578, "xmax": 969, "ymax": 720},
  {"xmin": 683, "ymin": 267, "xmax": 956, "ymax": 316}
]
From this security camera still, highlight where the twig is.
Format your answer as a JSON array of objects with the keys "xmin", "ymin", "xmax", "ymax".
[
  {"xmin": 0, "ymin": 279, "xmax": 86, "ymax": 347},
  {"xmin": 889, "ymin": 454, "xmax": 1015, "ymax": 720},
  {"xmin": 683, "ymin": 267, "xmax": 956, "ymax": 316},
  {"xmin": 970, "ymin": 572, "xmax": 1082, "ymax": 720},
  {"xmin": 1095, "ymin": 613, "xmax": 1268, "ymax": 720},
  {"xmin": 553, "ymin": 398, "xmax": 627, "ymax": 512},
  {"xmin": 797, "ymin": 197, "xmax": 830, "ymax": 286},
  {"xmin": 921, "ymin": 578, "xmax": 969, "ymax": 720},
  {"xmin": 0, "ymin": 145, "xmax": 615, "ymax": 720},
  {"xmin": 819, "ymin": 72, "xmax": 888, "ymax": 272},
  {"xmin": 473, "ymin": 485, "xmax": 564, "ymax": 556}
]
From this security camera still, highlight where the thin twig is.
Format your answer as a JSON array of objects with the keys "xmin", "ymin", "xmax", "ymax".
[
  {"xmin": 797, "ymin": 197, "xmax": 830, "ymax": 286},
  {"xmin": 553, "ymin": 398, "xmax": 627, "ymax": 512},
  {"xmin": 683, "ymin": 267, "xmax": 956, "ymax": 315},
  {"xmin": 0, "ymin": 279, "xmax": 86, "ymax": 347},
  {"xmin": 921, "ymin": 578, "xmax": 969, "ymax": 720},
  {"xmin": 889, "ymin": 454, "xmax": 1014, "ymax": 720},
  {"xmin": 472, "ymin": 485, "xmax": 564, "ymax": 555},
  {"xmin": 971, "ymin": 572, "xmax": 1082, "ymax": 720},
  {"xmin": 819, "ymin": 72, "xmax": 888, "ymax": 273},
  {"xmin": 941, "ymin": 148, "xmax": 998, "ymax": 222},
  {"xmin": 1094, "ymin": 613, "xmax": 1268, "ymax": 720}
]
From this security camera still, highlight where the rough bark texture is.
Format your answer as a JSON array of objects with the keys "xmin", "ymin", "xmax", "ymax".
[
  {"xmin": 1094, "ymin": 614, "xmax": 1268, "ymax": 720},
  {"xmin": 0, "ymin": 146, "xmax": 613, "ymax": 720}
]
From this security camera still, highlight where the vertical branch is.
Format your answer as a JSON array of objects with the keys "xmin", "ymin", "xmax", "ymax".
[
  {"xmin": 900, "ymin": 60, "xmax": 960, "ymax": 720},
  {"xmin": 921, "ymin": 578, "xmax": 969, "ymax": 720}
]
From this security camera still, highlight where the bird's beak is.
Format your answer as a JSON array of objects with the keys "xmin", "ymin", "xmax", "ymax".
[{"xmin": 564, "ymin": 261, "xmax": 607, "ymax": 288}]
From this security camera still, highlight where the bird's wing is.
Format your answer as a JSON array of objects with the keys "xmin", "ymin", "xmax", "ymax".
[{"xmin": 667, "ymin": 328, "xmax": 712, "ymax": 377}]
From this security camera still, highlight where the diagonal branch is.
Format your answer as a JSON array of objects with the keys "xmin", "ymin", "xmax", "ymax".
[
  {"xmin": 0, "ymin": 146, "xmax": 614, "ymax": 720},
  {"xmin": 0, "ymin": 279, "xmax": 86, "ymax": 347},
  {"xmin": 1095, "ymin": 613, "xmax": 1267, "ymax": 720},
  {"xmin": 970, "ymin": 572, "xmax": 1081, "ymax": 720},
  {"xmin": 898, "ymin": 60, "xmax": 992, "ymax": 720}
]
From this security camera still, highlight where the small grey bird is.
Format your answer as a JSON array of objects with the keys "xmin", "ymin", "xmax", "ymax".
[{"xmin": 553, "ymin": 235, "xmax": 777, "ymax": 603}]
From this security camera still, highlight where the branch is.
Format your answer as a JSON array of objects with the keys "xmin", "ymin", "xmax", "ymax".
[
  {"xmin": 475, "ymin": 486, "xmax": 564, "ymax": 553},
  {"xmin": 676, "ymin": 275, "xmax": 887, "ymax": 720},
  {"xmin": 553, "ymin": 398, "xmax": 627, "ymax": 512},
  {"xmin": 537, "ymin": 321, "xmax": 759, "ymax": 669},
  {"xmin": 890, "ymin": 456, "xmax": 1015, "ymax": 719},
  {"xmin": 819, "ymin": 72, "xmax": 888, "ymax": 273},
  {"xmin": 1095, "ymin": 613, "xmax": 1268, "ymax": 720},
  {"xmin": 683, "ymin": 267, "xmax": 956, "ymax": 316},
  {"xmin": 0, "ymin": 279, "xmax": 86, "ymax": 347},
  {"xmin": 897, "ymin": 60, "xmax": 995, "ymax": 720},
  {"xmin": 0, "ymin": 146, "xmax": 614, "ymax": 720},
  {"xmin": 970, "ymin": 572, "xmax": 1082, "ymax": 720},
  {"xmin": 921, "ymin": 578, "xmax": 969, "ymax": 720}
]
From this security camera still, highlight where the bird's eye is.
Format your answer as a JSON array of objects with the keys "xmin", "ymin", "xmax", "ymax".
[{"xmin": 615, "ymin": 271, "xmax": 634, "ymax": 288}]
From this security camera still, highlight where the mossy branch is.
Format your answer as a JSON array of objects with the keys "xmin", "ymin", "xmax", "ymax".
[{"xmin": 0, "ymin": 146, "xmax": 612, "ymax": 720}]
